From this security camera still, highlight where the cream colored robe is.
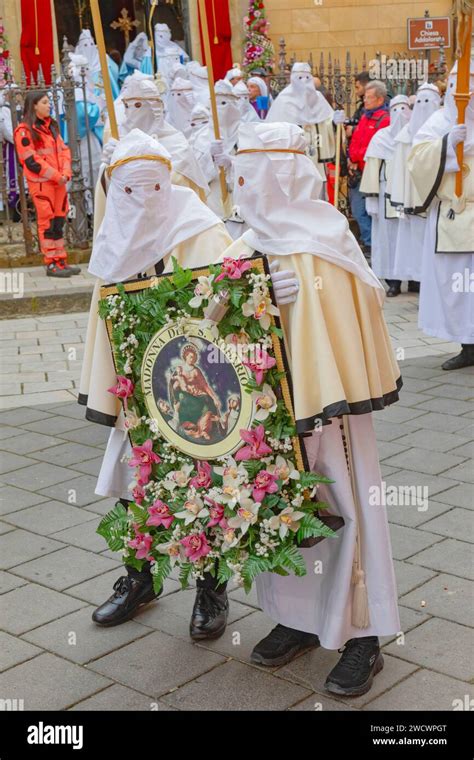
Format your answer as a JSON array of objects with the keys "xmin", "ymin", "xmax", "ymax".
[
  {"xmin": 216, "ymin": 237, "xmax": 401, "ymax": 648},
  {"xmin": 407, "ymin": 135, "xmax": 474, "ymax": 343}
]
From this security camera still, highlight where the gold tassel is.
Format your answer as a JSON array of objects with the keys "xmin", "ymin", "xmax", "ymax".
[
  {"xmin": 211, "ymin": 0, "xmax": 219, "ymax": 44},
  {"xmin": 352, "ymin": 568, "xmax": 370, "ymax": 629},
  {"xmin": 342, "ymin": 416, "xmax": 371, "ymax": 629}
]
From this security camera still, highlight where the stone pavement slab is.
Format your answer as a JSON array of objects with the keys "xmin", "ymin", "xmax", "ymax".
[{"xmin": 0, "ymin": 302, "xmax": 471, "ymax": 711}]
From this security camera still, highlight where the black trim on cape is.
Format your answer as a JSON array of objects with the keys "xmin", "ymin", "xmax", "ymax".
[
  {"xmin": 295, "ymin": 376, "xmax": 403, "ymax": 434},
  {"xmin": 77, "ymin": 392, "xmax": 88, "ymax": 406},
  {"xmin": 85, "ymin": 407, "xmax": 118, "ymax": 428}
]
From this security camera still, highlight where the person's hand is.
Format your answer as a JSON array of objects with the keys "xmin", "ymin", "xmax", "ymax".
[
  {"xmin": 210, "ymin": 139, "xmax": 224, "ymax": 158},
  {"xmin": 270, "ymin": 260, "xmax": 299, "ymax": 305},
  {"xmin": 101, "ymin": 137, "xmax": 119, "ymax": 166},
  {"xmin": 333, "ymin": 109, "xmax": 345, "ymax": 125},
  {"xmin": 345, "ymin": 125, "xmax": 353, "ymax": 138},
  {"xmin": 214, "ymin": 151, "xmax": 233, "ymax": 170},
  {"xmin": 448, "ymin": 124, "xmax": 467, "ymax": 149}
]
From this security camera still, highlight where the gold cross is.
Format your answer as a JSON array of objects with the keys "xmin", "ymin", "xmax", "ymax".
[{"xmin": 110, "ymin": 8, "xmax": 140, "ymax": 48}]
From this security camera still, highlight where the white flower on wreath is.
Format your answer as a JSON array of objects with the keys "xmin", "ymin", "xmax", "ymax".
[
  {"xmin": 242, "ymin": 290, "xmax": 279, "ymax": 331},
  {"xmin": 267, "ymin": 455, "xmax": 300, "ymax": 484},
  {"xmin": 268, "ymin": 506, "xmax": 305, "ymax": 539},
  {"xmin": 174, "ymin": 495, "xmax": 209, "ymax": 525},
  {"xmin": 188, "ymin": 274, "xmax": 215, "ymax": 309},
  {"xmin": 221, "ymin": 528, "xmax": 239, "ymax": 550},
  {"xmin": 227, "ymin": 499, "xmax": 260, "ymax": 536},
  {"xmin": 162, "ymin": 462, "xmax": 194, "ymax": 492},
  {"xmin": 251, "ymin": 384, "xmax": 278, "ymax": 421},
  {"xmin": 156, "ymin": 540, "xmax": 186, "ymax": 565},
  {"xmin": 214, "ymin": 456, "xmax": 248, "ymax": 484},
  {"xmin": 220, "ymin": 482, "xmax": 253, "ymax": 510}
]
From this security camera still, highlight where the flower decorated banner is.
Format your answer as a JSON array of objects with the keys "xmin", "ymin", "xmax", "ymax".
[{"xmin": 97, "ymin": 255, "xmax": 337, "ymax": 593}]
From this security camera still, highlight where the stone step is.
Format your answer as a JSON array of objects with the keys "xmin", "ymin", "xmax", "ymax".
[{"xmin": 0, "ymin": 267, "xmax": 95, "ymax": 318}]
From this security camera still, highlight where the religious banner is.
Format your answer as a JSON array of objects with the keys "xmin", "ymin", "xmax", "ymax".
[
  {"xmin": 97, "ymin": 255, "xmax": 340, "ymax": 593},
  {"xmin": 20, "ymin": 0, "xmax": 54, "ymax": 84},
  {"xmin": 197, "ymin": 0, "xmax": 233, "ymax": 81}
]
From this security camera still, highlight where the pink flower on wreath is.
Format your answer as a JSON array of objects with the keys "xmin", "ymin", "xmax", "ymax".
[
  {"xmin": 146, "ymin": 499, "xmax": 174, "ymax": 529},
  {"xmin": 107, "ymin": 375, "xmax": 134, "ymax": 399},
  {"xmin": 189, "ymin": 461, "xmax": 212, "ymax": 489},
  {"xmin": 243, "ymin": 349, "xmax": 276, "ymax": 385},
  {"xmin": 128, "ymin": 529, "xmax": 153, "ymax": 561},
  {"xmin": 205, "ymin": 498, "xmax": 227, "ymax": 528},
  {"xmin": 129, "ymin": 439, "xmax": 161, "ymax": 485},
  {"xmin": 235, "ymin": 425, "xmax": 273, "ymax": 461},
  {"xmin": 215, "ymin": 256, "xmax": 252, "ymax": 282},
  {"xmin": 180, "ymin": 532, "xmax": 211, "ymax": 562},
  {"xmin": 252, "ymin": 470, "xmax": 279, "ymax": 502},
  {"xmin": 132, "ymin": 482, "xmax": 146, "ymax": 505}
]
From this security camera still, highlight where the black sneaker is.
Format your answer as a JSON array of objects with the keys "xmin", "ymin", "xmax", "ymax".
[
  {"xmin": 325, "ymin": 636, "xmax": 383, "ymax": 696},
  {"xmin": 189, "ymin": 587, "xmax": 229, "ymax": 641},
  {"xmin": 46, "ymin": 261, "xmax": 72, "ymax": 278},
  {"xmin": 250, "ymin": 624, "xmax": 320, "ymax": 667},
  {"xmin": 92, "ymin": 574, "xmax": 161, "ymax": 627}
]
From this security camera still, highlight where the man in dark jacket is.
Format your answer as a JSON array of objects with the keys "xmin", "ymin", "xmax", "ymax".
[{"xmin": 348, "ymin": 80, "xmax": 389, "ymax": 254}]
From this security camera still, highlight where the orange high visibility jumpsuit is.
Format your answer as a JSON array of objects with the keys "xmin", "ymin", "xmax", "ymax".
[{"xmin": 14, "ymin": 118, "xmax": 72, "ymax": 265}]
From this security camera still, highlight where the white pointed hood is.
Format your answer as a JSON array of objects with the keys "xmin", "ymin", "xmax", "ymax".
[
  {"xmin": 267, "ymin": 62, "xmax": 333, "ymax": 124},
  {"xmin": 233, "ymin": 122, "xmax": 384, "ymax": 298},
  {"xmin": 365, "ymin": 95, "xmax": 411, "ymax": 161},
  {"xmin": 89, "ymin": 129, "xmax": 219, "ymax": 282}
]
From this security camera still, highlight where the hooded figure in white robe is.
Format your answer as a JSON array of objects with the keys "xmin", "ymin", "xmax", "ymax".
[
  {"xmin": 267, "ymin": 62, "xmax": 335, "ymax": 183},
  {"xmin": 221, "ymin": 122, "xmax": 401, "ymax": 663},
  {"xmin": 167, "ymin": 77, "xmax": 196, "ymax": 137},
  {"xmin": 188, "ymin": 103, "xmax": 215, "ymax": 184},
  {"xmin": 122, "ymin": 32, "xmax": 150, "ymax": 76},
  {"xmin": 187, "ymin": 62, "xmax": 210, "ymax": 106},
  {"xmin": 80, "ymin": 130, "xmax": 231, "ymax": 630},
  {"xmin": 387, "ymin": 83, "xmax": 441, "ymax": 285},
  {"xmin": 233, "ymin": 80, "xmax": 260, "ymax": 123},
  {"xmin": 154, "ymin": 22, "xmax": 188, "ymax": 69},
  {"xmin": 107, "ymin": 77, "xmax": 209, "ymax": 200},
  {"xmin": 361, "ymin": 95, "xmax": 411, "ymax": 285},
  {"xmin": 74, "ymin": 29, "xmax": 119, "ymax": 100},
  {"xmin": 407, "ymin": 62, "xmax": 474, "ymax": 369},
  {"xmin": 206, "ymin": 79, "xmax": 242, "ymax": 218}
]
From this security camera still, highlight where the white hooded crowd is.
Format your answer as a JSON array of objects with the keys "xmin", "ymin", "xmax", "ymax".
[{"xmin": 75, "ymin": 24, "xmax": 472, "ymax": 696}]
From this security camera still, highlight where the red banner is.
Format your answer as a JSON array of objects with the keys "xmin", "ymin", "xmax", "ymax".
[
  {"xmin": 20, "ymin": 0, "xmax": 54, "ymax": 84},
  {"xmin": 198, "ymin": 0, "xmax": 233, "ymax": 82}
]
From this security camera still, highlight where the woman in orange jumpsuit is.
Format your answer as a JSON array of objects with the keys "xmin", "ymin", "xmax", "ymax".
[{"xmin": 14, "ymin": 91, "xmax": 81, "ymax": 277}]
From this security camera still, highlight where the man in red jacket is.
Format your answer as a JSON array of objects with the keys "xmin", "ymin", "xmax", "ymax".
[{"xmin": 348, "ymin": 80, "xmax": 389, "ymax": 255}]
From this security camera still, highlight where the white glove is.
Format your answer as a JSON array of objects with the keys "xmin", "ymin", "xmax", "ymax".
[
  {"xmin": 210, "ymin": 139, "xmax": 224, "ymax": 158},
  {"xmin": 270, "ymin": 260, "xmax": 299, "ymax": 305},
  {"xmin": 101, "ymin": 137, "xmax": 119, "ymax": 166},
  {"xmin": 214, "ymin": 152, "xmax": 233, "ymax": 170},
  {"xmin": 448, "ymin": 124, "xmax": 467, "ymax": 149},
  {"xmin": 365, "ymin": 196, "xmax": 378, "ymax": 216},
  {"xmin": 332, "ymin": 109, "xmax": 346, "ymax": 125}
]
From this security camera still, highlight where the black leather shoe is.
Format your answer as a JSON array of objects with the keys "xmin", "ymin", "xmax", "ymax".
[
  {"xmin": 407, "ymin": 280, "xmax": 420, "ymax": 293},
  {"xmin": 250, "ymin": 624, "xmax": 320, "ymax": 667},
  {"xmin": 92, "ymin": 574, "xmax": 161, "ymax": 627},
  {"xmin": 386, "ymin": 284, "xmax": 401, "ymax": 297},
  {"xmin": 325, "ymin": 636, "xmax": 383, "ymax": 696},
  {"xmin": 442, "ymin": 345, "xmax": 474, "ymax": 371},
  {"xmin": 189, "ymin": 587, "xmax": 229, "ymax": 641}
]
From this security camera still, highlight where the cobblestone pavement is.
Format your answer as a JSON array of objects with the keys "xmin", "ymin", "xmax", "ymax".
[{"xmin": 0, "ymin": 292, "xmax": 472, "ymax": 711}]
